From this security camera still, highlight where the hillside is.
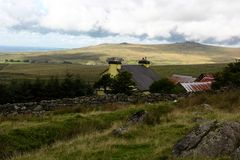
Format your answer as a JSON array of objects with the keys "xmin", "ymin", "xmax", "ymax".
[{"xmin": 0, "ymin": 42, "xmax": 240, "ymax": 65}]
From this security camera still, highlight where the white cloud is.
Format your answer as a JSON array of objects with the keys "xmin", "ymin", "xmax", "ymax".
[{"xmin": 1, "ymin": 0, "xmax": 240, "ymax": 47}]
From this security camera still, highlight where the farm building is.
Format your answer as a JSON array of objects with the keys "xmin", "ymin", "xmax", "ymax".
[
  {"xmin": 100, "ymin": 57, "xmax": 160, "ymax": 93},
  {"xmin": 170, "ymin": 74, "xmax": 196, "ymax": 85},
  {"xmin": 180, "ymin": 82, "xmax": 212, "ymax": 92},
  {"xmin": 171, "ymin": 73, "xmax": 215, "ymax": 93}
]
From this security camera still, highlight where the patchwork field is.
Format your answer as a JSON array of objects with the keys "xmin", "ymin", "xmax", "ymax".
[{"xmin": 0, "ymin": 63, "xmax": 227, "ymax": 83}]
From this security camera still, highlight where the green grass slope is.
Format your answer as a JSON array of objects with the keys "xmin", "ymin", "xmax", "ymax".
[
  {"xmin": 0, "ymin": 63, "xmax": 226, "ymax": 83},
  {"xmin": 0, "ymin": 42, "xmax": 240, "ymax": 65},
  {"xmin": 4, "ymin": 89, "xmax": 240, "ymax": 160}
]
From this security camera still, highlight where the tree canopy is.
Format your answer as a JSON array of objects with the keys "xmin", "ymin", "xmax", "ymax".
[
  {"xmin": 213, "ymin": 62, "xmax": 240, "ymax": 89},
  {"xmin": 94, "ymin": 72, "xmax": 135, "ymax": 95}
]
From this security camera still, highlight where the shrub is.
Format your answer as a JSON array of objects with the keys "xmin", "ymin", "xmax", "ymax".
[
  {"xmin": 213, "ymin": 61, "xmax": 240, "ymax": 89},
  {"xmin": 111, "ymin": 72, "xmax": 135, "ymax": 95},
  {"xmin": 150, "ymin": 78, "xmax": 182, "ymax": 94},
  {"xmin": 144, "ymin": 104, "xmax": 172, "ymax": 125},
  {"xmin": 94, "ymin": 74, "xmax": 113, "ymax": 93},
  {"xmin": 94, "ymin": 72, "xmax": 136, "ymax": 95}
]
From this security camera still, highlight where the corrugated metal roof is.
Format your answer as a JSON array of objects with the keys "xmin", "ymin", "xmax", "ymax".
[
  {"xmin": 180, "ymin": 82, "xmax": 212, "ymax": 92},
  {"xmin": 120, "ymin": 65, "xmax": 160, "ymax": 91},
  {"xmin": 170, "ymin": 74, "xmax": 197, "ymax": 84}
]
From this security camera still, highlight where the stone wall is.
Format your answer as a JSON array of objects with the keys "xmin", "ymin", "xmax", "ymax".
[{"xmin": 0, "ymin": 94, "xmax": 178, "ymax": 116}]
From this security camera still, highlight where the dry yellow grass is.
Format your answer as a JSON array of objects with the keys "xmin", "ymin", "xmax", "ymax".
[{"xmin": 0, "ymin": 42, "xmax": 239, "ymax": 65}]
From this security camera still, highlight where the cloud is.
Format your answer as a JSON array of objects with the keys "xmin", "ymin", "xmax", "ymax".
[{"xmin": 1, "ymin": 0, "xmax": 240, "ymax": 47}]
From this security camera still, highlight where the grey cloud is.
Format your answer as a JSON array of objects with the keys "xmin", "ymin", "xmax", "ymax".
[{"xmin": 11, "ymin": 24, "xmax": 118, "ymax": 38}]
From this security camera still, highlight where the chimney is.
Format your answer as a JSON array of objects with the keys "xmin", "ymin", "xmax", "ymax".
[
  {"xmin": 106, "ymin": 57, "xmax": 124, "ymax": 77},
  {"xmin": 138, "ymin": 57, "xmax": 150, "ymax": 68}
]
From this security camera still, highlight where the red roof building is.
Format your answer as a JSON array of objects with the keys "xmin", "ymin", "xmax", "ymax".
[
  {"xmin": 169, "ymin": 74, "xmax": 197, "ymax": 85},
  {"xmin": 180, "ymin": 82, "xmax": 212, "ymax": 93}
]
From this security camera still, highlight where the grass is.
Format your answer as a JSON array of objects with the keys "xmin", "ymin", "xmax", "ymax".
[
  {"xmin": 0, "ymin": 93, "xmax": 238, "ymax": 160},
  {"xmin": 0, "ymin": 63, "xmax": 226, "ymax": 83}
]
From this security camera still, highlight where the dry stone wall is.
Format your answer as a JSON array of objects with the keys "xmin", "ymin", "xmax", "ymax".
[{"xmin": 0, "ymin": 94, "xmax": 178, "ymax": 116}]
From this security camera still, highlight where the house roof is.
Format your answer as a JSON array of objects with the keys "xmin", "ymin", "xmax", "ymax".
[
  {"xmin": 170, "ymin": 74, "xmax": 197, "ymax": 84},
  {"xmin": 180, "ymin": 82, "xmax": 212, "ymax": 93},
  {"xmin": 120, "ymin": 65, "xmax": 160, "ymax": 91}
]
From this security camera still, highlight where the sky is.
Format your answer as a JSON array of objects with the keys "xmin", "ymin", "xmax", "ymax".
[{"xmin": 1, "ymin": 0, "xmax": 240, "ymax": 48}]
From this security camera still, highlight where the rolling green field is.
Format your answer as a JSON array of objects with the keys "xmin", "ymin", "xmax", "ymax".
[
  {"xmin": 0, "ymin": 42, "xmax": 240, "ymax": 65},
  {"xmin": 1, "ymin": 89, "xmax": 239, "ymax": 160},
  {"xmin": 0, "ymin": 63, "xmax": 227, "ymax": 83}
]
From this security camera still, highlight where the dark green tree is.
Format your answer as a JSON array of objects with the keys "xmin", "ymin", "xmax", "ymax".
[
  {"xmin": 94, "ymin": 74, "xmax": 113, "ymax": 93},
  {"xmin": 213, "ymin": 62, "xmax": 240, "ymax": 89},
  {"xmin": 111, "ymin": 72, "xmax": 135, "ymax": 95},
  {"xmin": 150, "ymin": 78, "xmax": 177, "ymax": 94}
]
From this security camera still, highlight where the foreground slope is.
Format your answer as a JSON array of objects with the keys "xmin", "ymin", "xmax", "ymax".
[
  {"xmin": 0, "ymin": 42, "xmax": 240, "ymax": 65},
  {"xmin": 6, "ymin": 89, "xmax": 240, "ymax": 160}
]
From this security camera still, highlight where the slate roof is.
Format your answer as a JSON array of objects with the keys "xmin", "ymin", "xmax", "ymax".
[{"xmin": 120, "ymin": 65, "xmax": 160, "ymax": 91}]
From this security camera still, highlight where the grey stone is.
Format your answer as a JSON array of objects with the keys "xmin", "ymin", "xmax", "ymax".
[
  {"xmin": 173, "ymin": 121, "xmax": 240, "ymax": 159},
  {"xmin": 33, "ymin": 105, "xmax": 43, "ymax": 111},
  {"xmin": 14, "ymin": 105, "xmax": 20, "ymax": 110},
  {"xmin": 0, "ymin": 94, "xmax": 175, "ymax": 116},
  {"xmin": 112, "ymin": 127, "xmax": 128, "ymax": 136}
]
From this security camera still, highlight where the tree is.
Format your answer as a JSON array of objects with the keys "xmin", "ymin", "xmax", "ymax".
[
  {"xmin": 213, "ymin": 62, "xmax": 240, "ymax": 89},
  {"xmin": 94, "ymin": 72, "xmax": 136, "ymax": 95},
  {"xmin": 150, "ymin": 78, "xmax": 178, "ymax": 94},
  {"xmin": 94, "ymin": 74, "xmax": 113, "ymax": 93},
  {"xmin": 111, "ymin": 72, "xmax": 135, "ymax": 95}
]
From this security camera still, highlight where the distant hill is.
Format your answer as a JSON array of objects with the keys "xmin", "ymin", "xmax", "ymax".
[
  {"xmin": 0, "ymin": 42, "xmax": 240, "ymax": 65},
  {"xmin": 0, "ymin": 45, "xmax": 62, "ymax": 53}
]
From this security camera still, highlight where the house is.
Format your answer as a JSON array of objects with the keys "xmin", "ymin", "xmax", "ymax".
[{"xmin": 99, "ymin": 57, "xmax": 160, "ymax": 94}]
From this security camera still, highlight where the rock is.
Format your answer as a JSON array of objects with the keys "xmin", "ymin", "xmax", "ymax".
[
  {"xmin": 14, "ymin": 105, "xmax": 20, "ymax": 110},
  {"xmin": 33, "ymin": 105, "xmax": 43, "ymax": 111},
  {"xmin": 112, "ymin": 127, "xmax": 128, "ymax": 136},
  {"xmin": 173, "ymin": 121, "xmax": 240, "ymax": 159},
  {"xmin": 126, "ymin": 110, "xmax": 147, "ymax": 126},
  {"xmin": 112, "ymin": 110, "xmax": 147, "ymax": 136},
  {"xmin": 200, "ymin": 103, "xmax": 213, "ymax": 111},
  {"xmin": 21, "ymin": 106, "xmax": 27, "ymax": 110}
]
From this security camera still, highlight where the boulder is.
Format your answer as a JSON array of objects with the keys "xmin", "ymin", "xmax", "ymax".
[
  {"xmin": 112, "ymin": 110, "xmax": 147, "ymax": 136},
  {"xmin": 33, "ymin": 105, "xmax": 43, "ymax": 111},
  {"xmin": 173, "ymin": 121, "xmax": 240, "ymax": 159}
]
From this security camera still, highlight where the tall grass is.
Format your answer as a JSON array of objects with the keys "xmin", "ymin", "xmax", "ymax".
[{"xmin": 177, "ymin": 90, "xmax": 240, "ymax": 111}]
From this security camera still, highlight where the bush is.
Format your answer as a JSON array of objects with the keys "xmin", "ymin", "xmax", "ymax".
[
  {"xmin": 213, "ymin": 62, "xmax": 240, "ymax": 89},
  {"xmin": 94, "ymin": 72, "xmax": 136, "ymax": 95},
  {"xmin": 149, "ymin": 79, "xmax": 183, "ymax": 94},
  {"xmin": 144, "ymin": 104, "xmax": 172, "ymax": 125},
  {"xmin": 111, "ymin": 72, "xmax": 135, "ymax": 95}
]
